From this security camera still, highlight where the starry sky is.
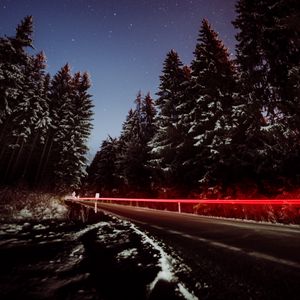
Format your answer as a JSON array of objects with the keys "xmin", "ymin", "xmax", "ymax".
[{"xmin": 0, "ymin": 0, "xmax": 237, "ymax": 157}]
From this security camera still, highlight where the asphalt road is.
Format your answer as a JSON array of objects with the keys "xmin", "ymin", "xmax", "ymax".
[
  {"xmin": 83, "ymin": 202, "xmax": 300, "ymax": 269},
  {"xmin": 75, "ymin": 201, "xmax": 300, "ymax": 299}
]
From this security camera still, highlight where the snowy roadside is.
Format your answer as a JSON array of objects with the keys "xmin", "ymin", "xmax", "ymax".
[
  {"xmin": 0, "ymin": 189, "xmax": 68, "ymax": 222},
  {"xmin": 77, "ymin": 214, "xmax": 199, "ymax": 299},
  {"xmin": 106, "ymin": 217, "xmax": 198, "ymax": 299},
  {"xmin": 0, "ymin": 200, "xmax": 200, "ymax": 299},
  {"xmin": 132, "ymin": 223, "xmax": 197, "ymax": 300}
]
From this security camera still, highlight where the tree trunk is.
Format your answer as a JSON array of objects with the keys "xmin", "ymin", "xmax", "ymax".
[
  {"xmin": 4, "ymin": 136, "xmax": 21, "ymax": 182},
  {"xmin": 10, "ymin": 139, "xmax": 25, "ymax": 182},
  {"xmin": 36, "ymin": 136, "xmax": 53, "ymax": 187},
  {"xmin": 35, "ymin": 134, "xmax": 49, "ymax": 185},
  {"xmin": 22, "ymin": 133, "xmax": 39, "ymax": 180}
]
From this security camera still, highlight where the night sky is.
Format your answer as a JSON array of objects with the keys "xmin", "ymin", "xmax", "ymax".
[{"xmin": 0, "ymin": 0, "xmax": 237, "ymax": 156}]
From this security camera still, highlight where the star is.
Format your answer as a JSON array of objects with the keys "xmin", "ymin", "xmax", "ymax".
[
  {"xmin": 87, "ymin": 4, "xmax": 95, "ymax": 12},
  {"xmin": 0, "ymin": 0, "xmax": 238, "ymax": 156}
]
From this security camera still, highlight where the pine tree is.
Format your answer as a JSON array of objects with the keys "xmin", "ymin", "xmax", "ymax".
[
  {"xmin": 40, "ymin": 64, "xmax": 74, "ymax": 190},
  {"xmin": 46, "ymin": 66, "xmax": 94, "ymax": 191},
  {"xmin": 34, "ymin": 73, "xmax": 53, "ymax": 186},
  {"xmin": 0, "ymin": 16, "xmax": 35, "ymax": 183},
  {"xmin": 233, "ymin": 0, "xmax": 300, "ymax": 183},
  {"xmin": 141, "ymin": 92, "xmax": 156, "ymax": 144},
  {"xmin": 87, "ymin": 136, "xmax": 120, "ymax": 194},
  {"xmin": 9, "ymin": 52, "xmax": 50, "ymax": 183},
  {"xmin": 189, "ymin": 19, "xmax": 237, "ymax": 187},
  {"xmin": 36, "ymin": 69, "xmax": 93, "ymax": 191},
  {"xmin": 14, "ymin": 16, "xmax": 34, "ymax": 49},
  {"xmin": 0, "ymin": 17, "xmax": 94, "ymax": 189},
  {"xmin": 70, "ymin": 72, "xmax": 94, "ymax": 188},
  {"xmin": 283, "ymin": 64, "xmax": 300, "ymax": 178},
  {"xmin": 148, "ymin": 50, "xmax": 185, "ymax": 186},
  {"xmin": 261, "ymin": 0, "xmax": 300, "ymax": 178},
  {"xmin": 117, "ymin": 92, "xmax": 155, "ymax": 191},
  {"xmin": 0, "ymin": 36, "xmax": 23, "ymax": 127},
  {"xmin": 173, "ymin": 65, "xmax": 196, "ymax": 188},
  {"xmin": 232, "ymin": 0, "xmax": 274, "ymax": 183}
]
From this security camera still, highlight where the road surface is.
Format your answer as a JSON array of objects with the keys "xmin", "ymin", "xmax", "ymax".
[{"xmin": 78, "ymin": 201, "xmax": 300, "ymax": 299}]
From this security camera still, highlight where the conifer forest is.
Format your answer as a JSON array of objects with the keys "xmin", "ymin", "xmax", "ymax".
[
  {"xmin": 1, "ymin": 3, "xmax": 300, "ymax": 299},
  {"xmin": 87, "ymin": 0, "xmax": 299, "ymax": 198},
  {"xmin": 0, "ymin": 16, "xmax": 93, "ymax": 192},
  {"xmin": 1, "ymin": 0, "xmax": 299, "ymax": 197}
]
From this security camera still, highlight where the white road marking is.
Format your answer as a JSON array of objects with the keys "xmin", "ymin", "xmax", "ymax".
[
  {"xmin": 90, "ymin": 204, "xmax": 300, "ymax": 270},
  {"xmin": 150, "ymin": 225, "xmax": 165, "ymax": 230},
  {"xmin": 166, "ymin": 229, "xmax": 183, "ymax": 235},
  {"xmin": 247, "ymin": 251, "xmax": 300, "ymax": 269},
  {"xmin": 156, "ymin": 227, "xmax": 300, "ymax": 269}
]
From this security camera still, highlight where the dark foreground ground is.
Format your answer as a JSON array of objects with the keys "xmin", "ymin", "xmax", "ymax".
[
  {"xmin": 1, "ymin": 202, "xmax": 300, "ymax": 299},
  {"xmin": 0, "ymin": 204, "xmax": 196, "ymax": 300}
]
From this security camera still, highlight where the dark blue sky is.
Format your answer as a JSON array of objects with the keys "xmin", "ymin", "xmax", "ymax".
[{"xmin": 0, "ymin": 0, "xmax": 237, "ymax": 156}]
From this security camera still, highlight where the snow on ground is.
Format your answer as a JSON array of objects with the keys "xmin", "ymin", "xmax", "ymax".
[
  {"xmin": 1, "ymin": 199, "xmax": 201, "ymax": 299},
  {"xmin": 17, "ymin": 197, "xmax": 68, "ymax": 220},
  {"xmin": 116, "ymin": 247, "xmax": 138, "ymax": 260},
  {"xmin": 74, "ymin": 211, "xmax": 200, "ymax": 299},
  {"xmin": 131, "ymin": 223, "xmax": 198, "ymax": 300},
  {"xmin": 2, "ymin": 198, "xmax": 299, "ymax": 299},
  {"xmin": 0, "ymin": 190, "xmax": 68, "ymax": 222}
]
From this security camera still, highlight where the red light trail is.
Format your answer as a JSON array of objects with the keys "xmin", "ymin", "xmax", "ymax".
[{"xmin": 73, "ymin": 197, "xmax": 300, "ymax": 205}]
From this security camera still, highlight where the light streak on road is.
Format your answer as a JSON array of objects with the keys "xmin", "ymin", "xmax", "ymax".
[{"xmin": 73, "ymin": 197, "xmax": 300, "ymax": 205}]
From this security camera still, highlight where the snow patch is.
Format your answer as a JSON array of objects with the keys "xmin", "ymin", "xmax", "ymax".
[
  {"xmin": 16, "ymin": 197, "xmax": 68, "ymax": 220},
  {"xmin": 178, "ymin": 283, "xmax": 198, "ymax": 300},
  {"xmin": 116, "ymin": 248, "xmax": 138, "ymax": 260},
  {"xmin": 74, "ymin": 221, "xmax": 109, "ymax": 239},
  {"xmin": 19, "ymin": 208, "xmax": 33, "ymax": 218},
  {"xmin": 130, "ymin": 223, "xmax": 198, "ymax": 300},
  {"xmin": 33, "ymin": 224, "xmax": 48, "ymax": 231}
]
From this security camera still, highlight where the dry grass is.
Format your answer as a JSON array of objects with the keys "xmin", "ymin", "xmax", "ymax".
[{"xmin": 0, "ymin": 187, "xmax": 68, "ymax": 222}]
